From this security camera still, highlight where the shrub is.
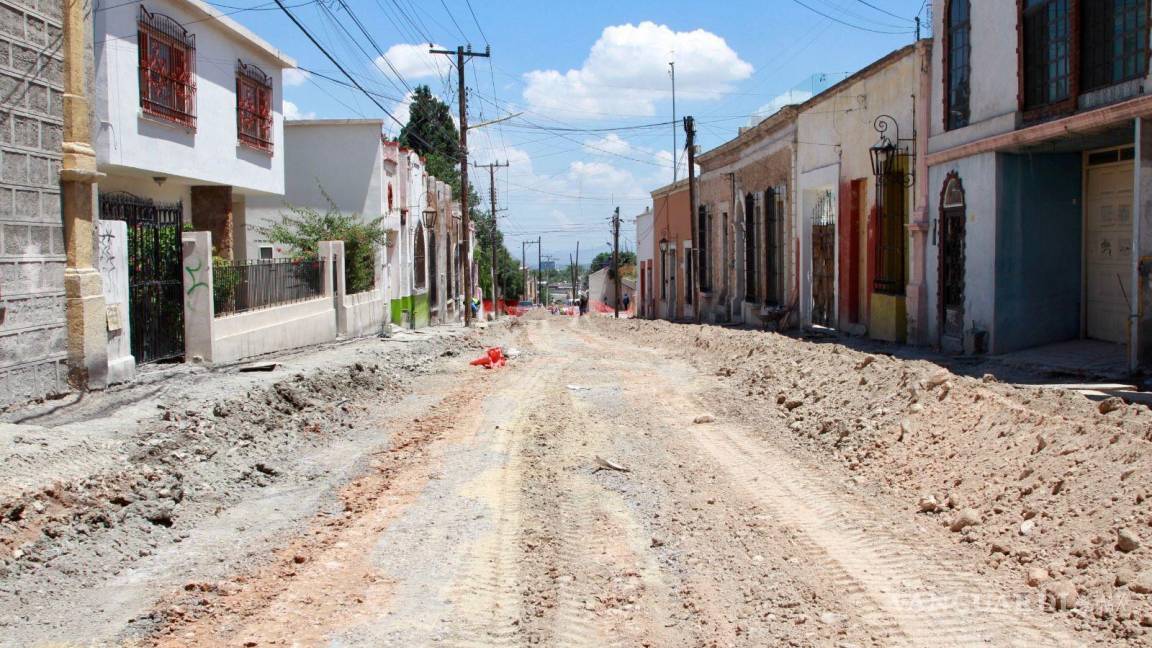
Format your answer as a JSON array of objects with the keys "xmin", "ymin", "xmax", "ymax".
[{"xmin": 257, "ymin": 190, "xmax": 386, "ymax": 294}]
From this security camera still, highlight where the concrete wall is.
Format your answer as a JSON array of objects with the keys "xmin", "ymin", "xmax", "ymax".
[
  {"xmin": 213, "ymin": 296, "xmax": 335, "ymax": 364},
  {"xmin": 994, "ymin": 153, "xmax": 1083, "ymax": 353},
  {"xmin": 97, "ymin": 220, "xmax": 134, "ymax": 384},
  {"xmin": 0, "ymin": 0, "xmax": 67, "ymax": 406},
  {"xmin": 183, "ymin": 231, "xmax": 339, "ymax": 365},
  {"xmin": 93, "ymin": 0, "xmax": 292, "ymax": 196}
]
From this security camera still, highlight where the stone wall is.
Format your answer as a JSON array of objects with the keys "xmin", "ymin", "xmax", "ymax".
[{"xmin": 0, "ymin": 0, "xmax": 66, "ymax": 407}]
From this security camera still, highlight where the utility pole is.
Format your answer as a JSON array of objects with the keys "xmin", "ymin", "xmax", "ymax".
[
  {"xmin": 685, "ymin": 115, "xmax": 700, "ymax": 323},
  {"xmin": 669, "ymin": 61, "xmax": 677, "ymax": 184},
  {"xmin": 537, "ymin": 236, "xmax": 543, "ymax": 305},
  {"xmin": 612, "ymin": 207, "xmax": 621, "ymax": 319},
  {"xmin": 431, "ymin": 44, "xmax": 490, "ymax": 326},
  {"xmin": 474, "ymin": 160, "xmax": 508, "ymax": 317},
  {"xmin": 574, "ymin": 241, "xmax": 580, "ymax": 302}
]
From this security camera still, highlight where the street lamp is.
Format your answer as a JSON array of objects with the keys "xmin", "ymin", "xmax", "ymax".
[
  {"xmin": 422, "ymin": 208, "xmax": 438, "ymax": 232},
  {"xmin": 868, "ymin": 113, "xmax": 915, "ymax": 187}
]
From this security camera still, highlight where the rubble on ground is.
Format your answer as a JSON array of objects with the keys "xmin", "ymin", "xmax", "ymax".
[{"xmin": 595, "ymin": 317, "xmax": 1152, "ymax": 641}]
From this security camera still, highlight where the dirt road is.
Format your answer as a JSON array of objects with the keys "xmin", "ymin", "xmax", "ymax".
[{"xmin": 15, "ymin": 314, "xmax": 1093, "ymax": 647}]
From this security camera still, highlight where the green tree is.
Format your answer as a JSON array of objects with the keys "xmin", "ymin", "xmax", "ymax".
[
  {"xmin": 590, "ymin": 250, "xmax": 636, "ymax": 273},
  {"xmin": 399, "ymin": 85, "xmax": 460, "ymax": 196},
  {"xmin": 258, "ymin": 188, "xmax": 386, "ymax": 294}
]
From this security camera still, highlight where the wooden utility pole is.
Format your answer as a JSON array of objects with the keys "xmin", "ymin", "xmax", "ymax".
[
  {"xmin": 430, "ymin": 45, "xmax": 489, "ymax": 326},
  {"xmin": 612, "ymin": 207, "xmax": 621, "ymax": 319},
  {"xmin": 685, "ymin": 115, "xmax": 700, "ymax": 323},
  {"xmin": 573, "ymin": 241, "xmax": 580, "ymax": 302},
  {"xmin": 537, "ymin": 236, "xmax": 543, "ymax": 305},
  {"xmin": 474, "ymin": 160, "xmax": 508, "ymax": 317}
]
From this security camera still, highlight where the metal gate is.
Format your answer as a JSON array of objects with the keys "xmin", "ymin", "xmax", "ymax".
[
  {"xmin": 939, "ymin": 174, "xmax": 967, "ymax": 343},
  {"xmin": 811, "ymin": 190, "xmax": 836, "ymax": 328},
  {"xmin": 99, "ymin": 192, "xmax": 185, "ymax": 363}
]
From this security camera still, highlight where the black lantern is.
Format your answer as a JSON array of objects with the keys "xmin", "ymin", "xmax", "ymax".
[
  {"xmin": 423, "ymin": 208, "xmax": 437, "ymax": 232},
  {"xmin": 869, "ymin": 113, "xmax": 915, "ymax": 187},
  {"xmin": 869, "ymin": 133, "xmax": 897, "ymax": 179}
]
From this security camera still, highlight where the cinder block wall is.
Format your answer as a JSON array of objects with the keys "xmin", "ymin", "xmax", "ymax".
[{"xmin": 0, "ymin": 0, "xmax": 67, "ymax": 406}]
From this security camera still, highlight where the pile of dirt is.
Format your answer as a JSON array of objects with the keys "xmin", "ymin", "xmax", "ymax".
[
  {"xmin": 0, "ymin": 333, "xmax": 486, "ymax": 603},
  {"xmin": 595, "ymin": 317, "xmax": 1152, "ymax": 641}
]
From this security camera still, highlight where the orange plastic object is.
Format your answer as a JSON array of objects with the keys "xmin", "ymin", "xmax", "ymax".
[{"xmin": 470, "ymin": 347, "xmax": 505, "ymax": 368}]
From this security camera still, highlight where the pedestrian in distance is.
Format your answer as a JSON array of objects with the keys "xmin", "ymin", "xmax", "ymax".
[{"xmin": 622, "ymin": 292, "xmax": 630, "ymax": 312}]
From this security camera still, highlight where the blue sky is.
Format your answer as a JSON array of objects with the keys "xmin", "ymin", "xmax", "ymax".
[{"xmin": 226, "ymin": 0, "xmax": 928, "ymax": 264}]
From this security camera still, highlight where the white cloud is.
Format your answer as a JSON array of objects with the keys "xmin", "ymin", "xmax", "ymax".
[
  {"xmin": 283, "ymin": 67, "xmax": 310, "ymax": 87},
  {"xmin": 522, "ymin": 22, "xmax": 752, "ymax": 118},
  {"xmin": 376, "ymin": 43, "xmax": 450, "ymax": 81},
  {"xmin": 750, "ymin": 89, "xmax": 812, "ymax": 125},
  {"xmin": 584, "ymin": 133, "xmax": 632, "ymax": 156},
  {"xmin": 283, "ymin": 100, "xmax": 315, "ymax": 120}
]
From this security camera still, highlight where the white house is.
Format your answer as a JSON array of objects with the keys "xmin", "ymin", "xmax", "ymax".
[
  {"xmin": 93, "ymin": 0, "xmax": 295, "ymax": 258},
  {"xmin": 927, "ymin": 1, "xmax": 1152, "ymax": 373},
  {"xmin": 244, "ymin": 119, "xmax": 388, "ymax": 260},
  {"xmin": 636, "ymin": 206, "xmax": 653, "ymax": 318}
]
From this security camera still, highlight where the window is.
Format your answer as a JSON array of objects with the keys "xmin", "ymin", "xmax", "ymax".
[
  {"xmin": 946, "ymin": 0, "xmax": 971, "ymax": 129},
  {"xmin": 697, "ymin": 205, "xmax": 711, "ymax": 291},
  {"xmin": 744, "ymin": 193, "xmax": 757, "ymax": 302},
  {"xmin": 873, "ymin": 157, "xmax": 909, "ymax": 295},
  {"xmin": 764, "ymin": 187, "xmax": 784, "ymax": 305},
  {"xmin": 660, "ymin": 246, "xmax": 667, "ymax": 300},
  {"xmin": 1022, "ymin": 0, "xmax": 1072, "ymax": 110},
  {"xmin": 236, "ymin": 61, "xmax": 273, "ymax": 152},
  {"xmin": 259, "ymin": 246, "xmax": 273, "ymax": 259},
  {"xmin": 138, "ymin": 6, "xmax": 196, "ymax": 128},
  {"xmin": 685, "ymin": 244, "xmax": 694, "ymax": 305},
  {"xmin": 1082, "ymin": 0, "xmax": 1149, "ymax": 91}
]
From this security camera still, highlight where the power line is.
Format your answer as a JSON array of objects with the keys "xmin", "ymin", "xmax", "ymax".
[
  {"xmin": 851, "ymin": 0, "xmax": 915, "ymax": 22},
  {"xmin": 273, "ymin": 0, "xmax": 430, "ymax": 147},
  {"xmin": 462, "ymin": 0, "xmax": 489, "ymax": 45},
  {"xmin": 787, "ymin": 0, "xmax": 914, "ymax": 34}
]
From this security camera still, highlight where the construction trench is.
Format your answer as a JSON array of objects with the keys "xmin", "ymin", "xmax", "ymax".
[{"xmin": 3, "ymin": 314, "xmax": 1152, "ymax": 646}]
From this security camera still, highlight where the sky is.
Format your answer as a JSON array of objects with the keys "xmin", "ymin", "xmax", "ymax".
[{"xmin": 219, "ymin": 0, "xmax": 930, "ymax": 266}]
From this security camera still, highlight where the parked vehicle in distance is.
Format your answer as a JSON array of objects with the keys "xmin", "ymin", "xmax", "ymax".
[{"xmin": 518, "ymin": 300, "xmax": 535, "ymax": 309}]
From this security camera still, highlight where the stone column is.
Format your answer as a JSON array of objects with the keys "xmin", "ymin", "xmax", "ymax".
[
  {"xmin": 907, "ymin": 40, "xmax": 933, "ymax": 346},
  {"xmin": 191, "ymin": 186, "xmax": 234, "ymax": 259},
  {"xmin": 319, "ymin": 240, "xmax": 344, "ymax": 335},
  {"xmin": 61, "ymin": 0, "xmax": 108, "ymax": 389},
  {"xmin": 181, "ymin": 231, "xmax": 215, "ymax": 364}
]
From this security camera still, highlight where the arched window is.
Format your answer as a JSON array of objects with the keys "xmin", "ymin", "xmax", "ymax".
[
  {"xmin": 413, "ymin": 225, "xmax": 426, "ymax": 289},
  {"xmin": 945, "ymin": 0, "xmax": 971, "ymax": 130}
]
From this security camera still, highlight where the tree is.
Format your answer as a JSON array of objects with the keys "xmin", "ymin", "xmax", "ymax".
[
  {"xmin": 399, "ymin": 85, "xmax": 460, "ymax": 196},
  {"xmin": 590, "ymin": 250, "xmax": 636, "ymax": 273},
  {"xmin": 257, "ymin": 187, "xmax": 386, "ymax": 294}
]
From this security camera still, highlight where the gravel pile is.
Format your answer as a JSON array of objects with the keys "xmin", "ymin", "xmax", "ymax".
[
  {"xmin": 0, "ymin": 331, "xmax": 488, "ymax": 613},
  {"xmin": 596, "ymin": 317, "xmax": 1152, "ymax": 641}
]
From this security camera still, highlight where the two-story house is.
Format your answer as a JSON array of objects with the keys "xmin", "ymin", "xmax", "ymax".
[
  {"xmin": 927, "ymin": 0, "xmax": 1152, "ymax": 373},
  {"xmin": 91, "ymin": 0, "xmax": 294, "ymax": 366}
]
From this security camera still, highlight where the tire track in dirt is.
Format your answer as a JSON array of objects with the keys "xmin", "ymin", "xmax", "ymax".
[
  {"xmin": 702, "ymin": 427, "xmax": 1082, "ymax": 647},
  {"xmin": 139, "ymin": 369, "xmax": 500, "ymax": 647},
  {"xmin": 660, "ymin": 400, "xmax": 1081, "ymax": 645},
  {"xmin": 444, "ymin": 421, "xmax": 526, "ymax": 648},
  {"xmin": 570, "ymin": 320, "xmax": 1084, "ymax": 647}
]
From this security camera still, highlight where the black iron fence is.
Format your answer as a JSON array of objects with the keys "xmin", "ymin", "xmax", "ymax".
[{"xmin": 213, "ymin": 258, "xmax": 325, "ymax": 317}]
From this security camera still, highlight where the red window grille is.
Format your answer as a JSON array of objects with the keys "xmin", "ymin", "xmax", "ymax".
[
  {"xmin": 236, "ymin": 60, "xmax": 273, "ymax": 152},
  {"xmin": 137, "ymin": 6, "xmax": 196, "ymax": 129}
]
